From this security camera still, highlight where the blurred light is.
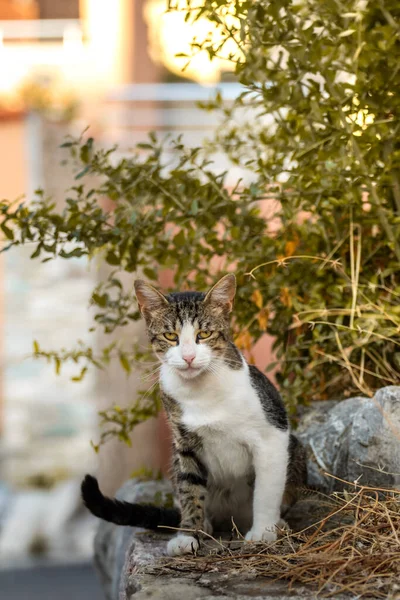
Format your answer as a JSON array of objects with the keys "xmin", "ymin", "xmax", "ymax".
[
  {"xmin": 63, "ymin": 23, "xmax": 83, "ymax": 59},
  {"xmin": 346, "ymin": 108, "xmax": 375, "ymax": 136},
  {"xmin": 145, "ymin": 0, "xmax": 238, "ymax": 84},
  {"xmin": 83, "ymin": 0, "xmax": 128, "ymax": 87}
]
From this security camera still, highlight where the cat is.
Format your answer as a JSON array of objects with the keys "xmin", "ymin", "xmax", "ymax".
[{"xmin": 81, "ymin": 274, "xmax": 307, "ymax": 556}]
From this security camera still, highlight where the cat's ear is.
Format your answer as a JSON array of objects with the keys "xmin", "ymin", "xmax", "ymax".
[
  {"xmin": 134, "ymin": 280, "xmax": 169, "ymax": 313},
  {"xmin": 204, "ymin": 274, "xmax": 236, "ymax": 313}
]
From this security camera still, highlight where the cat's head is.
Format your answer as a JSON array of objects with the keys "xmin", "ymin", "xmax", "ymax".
[{"xmin": 134, "ymin": 274, "xmax": 239, "ymax": 379}]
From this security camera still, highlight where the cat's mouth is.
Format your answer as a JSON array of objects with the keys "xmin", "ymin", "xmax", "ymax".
[{"xmin": 175, "ymin": 364, "xmax": 205, "ymax": 379}]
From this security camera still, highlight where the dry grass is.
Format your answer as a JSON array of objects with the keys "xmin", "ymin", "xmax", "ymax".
[{"xmin": 162, "ymin": 479, "xmax": 400, "ymax": 598}]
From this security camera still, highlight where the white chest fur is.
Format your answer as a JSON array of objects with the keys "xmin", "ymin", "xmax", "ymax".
[
  {"xmin": 160, "ymin": 361, "xmax": 275, "ymax": 482},
  {"xmin": 162, "ymin": 359, "xmax": 291, "ymax": 548},
  {"xmin": 199, "ymin": 426, "xmax": 251, "ymax": 482}
]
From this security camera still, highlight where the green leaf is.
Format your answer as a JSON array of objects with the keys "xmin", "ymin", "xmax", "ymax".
[
  {"xmin": 30, "ymin": 245, "xmax": 41, "ymax": 259},
  {"xmin": 1, "ymin": 223, "xmax": 14, "ymax": 240},
  {"xmin": 106, "ymin": 251, "xmax": 120, "ymax": 265},
  {"xmin": 338, "ymin": 29, "xmax": 356, "ymax": 37},
  {"xmin": 75, "ymin": 166, "xmax": 90, "ymax": 180},
  {"xmin": 90, "ymin": 440, "xmax": 100, "ymax": 453},
  {"xmin": 119, "ymin": 353, "xmax": 131, "ymax": 374},
  {"xmin": 59, "ymin": 248, "xmax": 85, "ymax": 259},
  {"xmin": 143, "ymin": 267, "xmax": 157, "ymax": 281},
  {"xmin": 173, "ymin": 230, "xmax": 185, "ymax": 246},
  {"xmin": 92, "ymin": 293, "xmax": 108, "ymax": 307},
  {"xmin": 55, "ymin": 357, "xmax": 61, "ymax": 375},
  {"xmin": 80, "ymin": 138, "xmax": 93, "ymax": 164},
  {"xmin": 71, "ymin": 367, "xmax": 88, "ymax": 382}
]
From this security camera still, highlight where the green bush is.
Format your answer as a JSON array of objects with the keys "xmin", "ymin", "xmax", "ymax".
[{"xmin": 1, "ymin": 0, "xmax": 399, "ymax": 442}]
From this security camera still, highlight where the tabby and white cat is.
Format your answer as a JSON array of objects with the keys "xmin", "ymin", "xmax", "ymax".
[{"xmin": 82, "ymin": 274, "xmax": 307, "ymax": 556}]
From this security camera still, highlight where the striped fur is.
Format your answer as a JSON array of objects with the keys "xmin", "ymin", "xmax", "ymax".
[{"xmin": 81, "ymin": 275, "xmax": 307, "ymax": 556}]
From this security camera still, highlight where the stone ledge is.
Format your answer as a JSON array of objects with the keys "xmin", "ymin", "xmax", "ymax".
[
  {"xmin": 123, "ymin": 530, "xmax": 312, "ymax": 600},
  {"xmin": 94, "ymin": 386, "xmax": 400, "ymax": 599},
  {"xmin": 94, "ymin": 480, "xmax": 333, "ymax": 599}
]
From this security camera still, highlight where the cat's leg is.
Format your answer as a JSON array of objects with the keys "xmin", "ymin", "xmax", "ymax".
[
  {"xmin": 245, "ymin": 429, "xmax": 289, "ymax": 543},
  {"xmin": 281, "ymin": 433, "xmax": 308, "ymax": 515},
  {"xmin": 167, "ymin": 451, "xmax": 209, "ymax": 556}
]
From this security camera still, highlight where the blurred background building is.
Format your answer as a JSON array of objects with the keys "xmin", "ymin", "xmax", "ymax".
[{"xmin": 0, "ymin": 1, "xmax": 272, "ymax": 587}]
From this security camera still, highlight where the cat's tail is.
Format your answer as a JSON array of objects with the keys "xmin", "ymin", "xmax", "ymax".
[{"xmin": 81, "ymin": 474, "xmax": 181, "ymax": 530}]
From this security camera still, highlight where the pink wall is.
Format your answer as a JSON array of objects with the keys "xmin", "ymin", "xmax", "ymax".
[{"xmin": 0, "ymin": 111, "xmax": 27, "ymax": 433}]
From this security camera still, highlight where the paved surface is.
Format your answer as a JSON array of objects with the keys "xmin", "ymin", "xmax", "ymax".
[{"xmin": 0, "ymin": 563, "xmax": 104, "ymax": 600}]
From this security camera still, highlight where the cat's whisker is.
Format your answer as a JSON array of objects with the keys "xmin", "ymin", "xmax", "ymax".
[
  {"xmin": 207, "ymin": 357, "xmax": 233, "ymax": 370},
  {"xmin": 136, "ymin": 359, "xmax": 162, "ymax": 365},
  {"xmin": 208, "ymin": 356, "xmax": 243, "ymax": 368},
  {"xmin": 140, "ymin": 364, "xmax": 162, "ymax": 375},
  {"xmin": 205, "ymin": 364, "xmax": 225, "ymax": 380},
  {"xmin": 140, "ymin": 378, "xmax": 160, "ymax": 401},
  {"xmin": 141, "ymin": 365, "xmax": 163, "ymax": 381}
]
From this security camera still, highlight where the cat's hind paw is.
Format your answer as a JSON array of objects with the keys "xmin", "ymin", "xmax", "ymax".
[
  {"xmin": 245, "ymin": 525, "xmax": 277, "ymax": 543},
  {"xmin": 167, "ymin": 534, "xmax": 200, "ymax": 556}
]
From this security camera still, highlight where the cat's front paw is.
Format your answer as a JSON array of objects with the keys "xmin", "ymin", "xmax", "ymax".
[
  {"xmin": 167, "ymin": 534, "xmax": 200, "ymax": 556},
  {"xmin": 245, "ymin": 525, "xmax": 277, "ymax": 543}
]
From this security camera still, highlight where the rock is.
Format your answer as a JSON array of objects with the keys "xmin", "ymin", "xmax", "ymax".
[{"xmin": 297, "ymin": 386, "xmax": 400, "ymax": 492}]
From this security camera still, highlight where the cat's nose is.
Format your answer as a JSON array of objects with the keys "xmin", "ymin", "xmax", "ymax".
[{"xmin": 183, "ymin": 354, "xmax": 195, "ymax": 366}]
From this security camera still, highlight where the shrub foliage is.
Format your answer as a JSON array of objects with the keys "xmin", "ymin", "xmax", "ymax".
[{"xmin": 1, "ymin": 1, "xmax": 400, "ymax": 440}]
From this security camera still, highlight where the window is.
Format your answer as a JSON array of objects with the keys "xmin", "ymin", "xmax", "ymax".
[
  {"xmin": 0, "ymin": 0, "xmax": 80, "ymax": 21},
  {"xmin": 37, "ymin": 0, "xmax": 80, "ymax": 19}
]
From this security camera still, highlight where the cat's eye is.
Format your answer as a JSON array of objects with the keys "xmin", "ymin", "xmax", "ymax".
[
  {"xmin": 164, "ymin": 332, "xmax": 179, "ymax": 342},
  {"xmin": 197, "ymin": 330, "xmax": 212, "ymax": 340}
]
